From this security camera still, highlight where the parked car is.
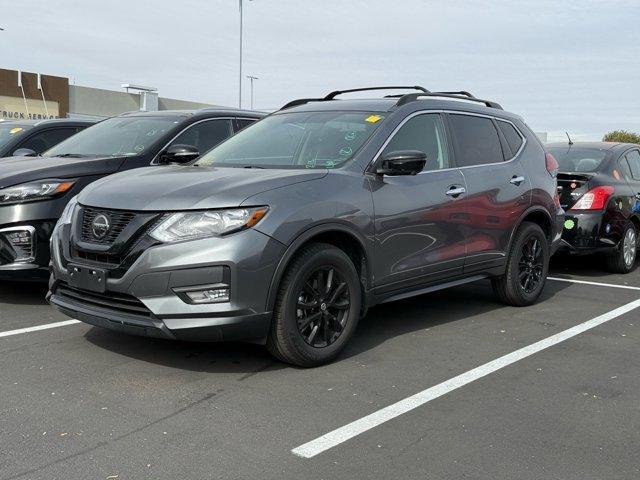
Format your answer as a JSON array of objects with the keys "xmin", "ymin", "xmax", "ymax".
[
  {"xmin": 48, "ymin": 86, "xmax": 563, "ymax": 366},
  {"xmin": 547, "ymin": 141, "xmax": 640, "ymax": 273},
  {"xmin": 0, "ymin": 118, "xmax": 95, "ymax": 158},
  {"xmin": 0, "ymin": 108, "xmax": 264, "ymax": 280}
]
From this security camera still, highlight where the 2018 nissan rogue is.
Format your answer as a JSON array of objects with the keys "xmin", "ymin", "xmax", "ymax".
[
  {"xmin": 48, "ymin": 86, "xmax": 563, "ymax": 366},
  {"xmin": 0, "ymin": 108, "xmax": 263, "ymax": 280}
]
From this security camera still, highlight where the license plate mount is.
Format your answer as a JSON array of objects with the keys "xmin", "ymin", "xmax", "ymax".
[{"xmin": 68, "ymin": 264, "xmax": 107, "ymax": 293}]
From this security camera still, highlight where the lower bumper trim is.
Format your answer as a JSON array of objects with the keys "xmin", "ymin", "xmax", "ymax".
[{"xmin": 48, "ymin": 293, "xmax": 272, "ymax": 343}]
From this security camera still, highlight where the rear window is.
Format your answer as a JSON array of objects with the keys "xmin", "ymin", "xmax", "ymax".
[{"xmin": 547, "ymin": 147, "xmax": 607, "ymax": 173}]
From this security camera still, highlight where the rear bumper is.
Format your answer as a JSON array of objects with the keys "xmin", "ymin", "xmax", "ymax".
[{"xmin": 558, "ymin": 211, "xmax": 621, "ymax": 255}]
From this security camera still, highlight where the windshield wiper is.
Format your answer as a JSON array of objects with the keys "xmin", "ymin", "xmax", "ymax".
[
  {"xmin": 243, "ymin": 165, "xmax": 265, "ymax": 169},
  {"xmin": 56, "ymin": 153, "xmax": 88, "ymax": 158}
]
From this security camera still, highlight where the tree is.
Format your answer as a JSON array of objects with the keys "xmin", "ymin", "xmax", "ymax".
[{"xmin": 602, "ymin": 130, "xmax": 640, "ymax": 144}]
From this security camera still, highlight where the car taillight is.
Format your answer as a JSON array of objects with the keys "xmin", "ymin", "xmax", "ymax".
[
  {"xmin": 569, "ymin": 186, "xmax": 614, "ymax": 210},
  {"xmin": 545, "ymin": 152, "xmax": 559, "ymax": 177}
]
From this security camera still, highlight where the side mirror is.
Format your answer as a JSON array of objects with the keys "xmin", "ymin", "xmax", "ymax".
[
  {"xmin": 13, "ymin": 148, "xmax": 37, "ymax": 157},
  {"xmin": 376, "ymin": 150, "xmax": 426, "ymax": 176},
  {"xmin": 159, "ymin": 144, "xmax": 200, "ymax": 164}
]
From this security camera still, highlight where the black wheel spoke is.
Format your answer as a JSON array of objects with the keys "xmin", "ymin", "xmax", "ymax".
[
  {"xmin": 298, "ymin": 311, "xmax": 321, "ymax": 331},
  {"xmin": 327, "ymin": 282, "xmax": 347, "ymax": 305}
]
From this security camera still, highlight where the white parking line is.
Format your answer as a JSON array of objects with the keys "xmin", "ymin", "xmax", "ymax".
[
  {"xmin": 292, "ymin": 298, "xmax": 640, "ymax": 458},
  {"xmin": 548, "ymin": 276, "xmax": 640, "ymax": 291},
  {"xmin": 0, "ymin": 320, "xmax": 81, "ymax": 339}
]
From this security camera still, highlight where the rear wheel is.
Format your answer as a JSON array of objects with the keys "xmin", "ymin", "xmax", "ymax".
[
  {"xmin": 492, "ymin": 222, "xmax": 549, "ymax": 307},
  {"xmin": 267, "ymin": 243, "xmax": 361, "ymax": 367},
  {"xmin": 605, "ymin": 222, "xmax": 637, "ymax": 274}
]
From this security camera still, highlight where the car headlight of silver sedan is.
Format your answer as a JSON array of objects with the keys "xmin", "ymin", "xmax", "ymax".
[{"xmin": 149, "ymin": 207, "xmax": 268, "ymax": 243}]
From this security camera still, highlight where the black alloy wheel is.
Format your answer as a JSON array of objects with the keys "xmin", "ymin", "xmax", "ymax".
[
  {"xmin": 296, "ymin": 267, "xmax": 350, "ymax": 348},
  {"xmin": 518, "ymin": 236, "xmax": 544, "ymax": 294}
]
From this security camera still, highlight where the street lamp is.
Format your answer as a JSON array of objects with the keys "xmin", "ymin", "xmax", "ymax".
[
  {"xmin": 246, "ymin": 75, "xmax": 259, "ymax": 109},
  {"xmin": 238, "ymin": 0, "xmax": 254, "ymax": 108}
]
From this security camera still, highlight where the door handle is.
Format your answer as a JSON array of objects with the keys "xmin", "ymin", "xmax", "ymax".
[
  {"xmin": 510, "ymin": 175, "xmax": 525, "ymax": 186},
  {"xmin": 445, "ymin": 186, "xmax": 466, "ymax": 197}
]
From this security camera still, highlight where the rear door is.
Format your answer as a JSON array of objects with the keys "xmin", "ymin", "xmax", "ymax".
[
  {"xmin": 446, "ymin": 113, "xmax": 531, "ymax": 273},
  {"xmin": 370, "ymin": 112, "xmax": 469, "ymax": 291}
]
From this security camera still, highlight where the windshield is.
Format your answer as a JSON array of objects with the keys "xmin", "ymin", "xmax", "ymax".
[
  {"xmin": 0, "ymin": 124, "xmax": 32, "ymax": 149},
  {"xmin": 195, "ymin": 111, "xmax": 385, "ymax": 169},
  {"xmin": 44, "ymin": 116, "xmax": 181, "ymax": 157},
  {"xmin": 548, "ymin": 146, "xmax": 608, "ymax": 173}
]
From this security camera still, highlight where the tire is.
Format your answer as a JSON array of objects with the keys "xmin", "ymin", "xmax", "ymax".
[
  {"xmin": 492, "ymin": 222, "xmax": 549, "ymax": 307},
  {"xmin": 266, "ymin": 243, "xmax": 362, "ymax": 367},
  {"xmin": 605, "ymin": 222, "xmax": 638, "ymax": 274}
]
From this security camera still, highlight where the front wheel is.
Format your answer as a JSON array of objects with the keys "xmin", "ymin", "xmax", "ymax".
[
  {"xmin": 492, "ymin": 222, "xmax": 549, "ymax": 307},
  {"xmin": 267, "ymin": 243, "xmax": 361, "ymax": 367},
  {"xmin": 605, "ymin": 222, "xmax": 638, "ymax": 274}
]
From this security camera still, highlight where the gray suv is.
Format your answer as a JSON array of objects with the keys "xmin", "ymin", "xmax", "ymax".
[{"xmin": 48, "ymin": 86, "xmax": 563, "ymax": 367}]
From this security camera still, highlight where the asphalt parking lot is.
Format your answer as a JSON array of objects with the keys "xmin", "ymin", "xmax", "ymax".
[{"xmin": 1, "ymin": 256, "xmax": 639, "ymax": 480}]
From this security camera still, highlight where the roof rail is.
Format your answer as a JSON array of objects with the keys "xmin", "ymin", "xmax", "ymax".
[
  {"xmin": 279, "ymin": 86, "xmax": 430, "ymax": 110},
  {"xmin": 396, "ymin": 91, "xmax": 503, "ymax": 110}
]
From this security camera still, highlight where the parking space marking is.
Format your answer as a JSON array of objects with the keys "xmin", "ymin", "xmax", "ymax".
[
  {"xmin": 292, "ymin": 298, "xmax": 640, "ymax": 458},
  {"xmin": 548, "ymin": 276, "xmax": 640, "ymax": 291},
  {"xmin": 0, "ymin": 320, "xmax": 81, "ymax": 339}
]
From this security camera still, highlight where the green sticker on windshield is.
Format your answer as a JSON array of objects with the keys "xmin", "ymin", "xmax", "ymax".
[
  {"xmin": 306, "ymin": 159, "xmax": 317, "ymax": 168},
  {"xmin": 344, "ymin": 131, "xmax": 356, "ymax": 141},
  {"xmin": 326, "ymin": 160, "xmax": 336, "ymax": 168},
  {"xmin": 339, "ymin": 147, "xmax": 352, "ymax": 157}
]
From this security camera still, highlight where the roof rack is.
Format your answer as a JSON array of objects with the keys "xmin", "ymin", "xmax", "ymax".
[
  {"xmin": 278, "ymin": 86, "xmax": 502, "ymax": 111},
  {"xmin": 279, "ymin": 86, "xmax": 429, "ymax": 110},
  {"xmin": 396, "ymin": 91, "xmax": 503, "ymax": 109}
]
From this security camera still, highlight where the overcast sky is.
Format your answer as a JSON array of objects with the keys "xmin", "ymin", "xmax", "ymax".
[{"xmin": 2, "ymin": 0, "xmax": 639, "ymax": 140}]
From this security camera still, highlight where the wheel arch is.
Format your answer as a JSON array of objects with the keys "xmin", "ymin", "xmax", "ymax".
[
  {"xmin": 506, "ymin": 206, "xmax": 554, "ymax": 254},
  {"xmin": 264, "ymin": 223, "xmax": 373, "ymax": 315}
]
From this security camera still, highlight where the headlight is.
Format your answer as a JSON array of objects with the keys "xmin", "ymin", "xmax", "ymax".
[
  {"xmin": 56, "ymin": 195, "xmax": 79, "ymax": 227},
  {"xmin": 0, "ymin": 179, "xmax": 75, "ymax": 204},
  {"xmin": 149, "ymin": 207, "xmax": 268, "ymax": 243}
]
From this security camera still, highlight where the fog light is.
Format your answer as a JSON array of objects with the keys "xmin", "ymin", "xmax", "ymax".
[
  {"xmin": 0, "ymin": 226, "xmax": 35, "ymax": 262},
  {"xmin": 184, "ymin": 287, "xmax": 230, "ymax": 304}
]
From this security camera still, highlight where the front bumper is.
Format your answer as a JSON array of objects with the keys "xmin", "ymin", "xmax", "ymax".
[{"xmin": 48, "ymin": 223, "xmax": 286, "ymax": 342}]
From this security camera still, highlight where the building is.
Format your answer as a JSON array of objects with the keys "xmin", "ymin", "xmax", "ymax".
[{"xmin": 0, "ymin": 68, "xmax": 218, "ymax": 121}]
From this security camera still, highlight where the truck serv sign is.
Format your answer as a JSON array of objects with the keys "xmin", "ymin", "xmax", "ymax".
[{"xmin": 0, "ymin": 95, "xmax": 59, "ymax": 120}]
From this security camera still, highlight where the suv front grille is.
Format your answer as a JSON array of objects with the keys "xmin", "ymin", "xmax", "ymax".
[
  {"xmin": 56, "ymin": 282, "xmax": 152, "ymax": 319},
  {"xmin": 72, "ymin": 249, "xmax": 125, "ymax": 267},
  {"xmin": 81, "ymin": 207, "xmax": 136, "ymax": 245}
]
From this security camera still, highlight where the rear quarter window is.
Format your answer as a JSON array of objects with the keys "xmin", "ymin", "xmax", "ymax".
[
  {"xmin": 497, "ymin": 120, "xmax": 524, "ymax": 156},
  {"xmin": 448, "ymin": 114, "xmax": 504, "ymax": 167}
]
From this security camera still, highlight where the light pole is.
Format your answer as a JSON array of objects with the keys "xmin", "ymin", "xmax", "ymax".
[
  {"xmin": 238, "ymin": 0, "xmax": 253, "ymax": 108},
  {"xmin": 246, "ymin": 75, "xmax": 258, "ymax": 109}
]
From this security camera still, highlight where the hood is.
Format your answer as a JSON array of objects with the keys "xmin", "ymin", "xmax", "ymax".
[
  {"xmin": 0, "ymin": 155, "xmax": 125, "ymax": 189},
  {"xmin": 78, "ymin": 165, "xmax": 328, "ymax": 211}
]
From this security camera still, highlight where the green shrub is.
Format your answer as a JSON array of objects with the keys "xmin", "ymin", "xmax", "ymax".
[{"xmin": 602, "ymin": 130, "xmax": 640, "ymax": 144}]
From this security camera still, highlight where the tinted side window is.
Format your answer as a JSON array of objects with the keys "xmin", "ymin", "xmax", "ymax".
[
  {"xmin": 236, "ymin": 118, "xmax": 256, "ymax": 132},
  {"xmin": 382, "ymin": 114, "xmax": 450, "ymax": 170},
  {"xmin": 18, "ymin": 128, "xmax": 77, "ymax": 154},
  {"xmin": 626, "ymin": 150, "xmax": 640, "ymax": 180},
  {"xmin": 497, "ymin": 120, "xmax": 523, "ymax": 156},
  {"xmin": 449, "ymin": 114, "xmax": 503, "ymax": 167},
  {"xmin": 618, "ymin": 157, "xmax": 633, "ymax": 181},
  {"xmin": 170, "ymin": 119, "xmax": 233, "ymax": 154}
]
